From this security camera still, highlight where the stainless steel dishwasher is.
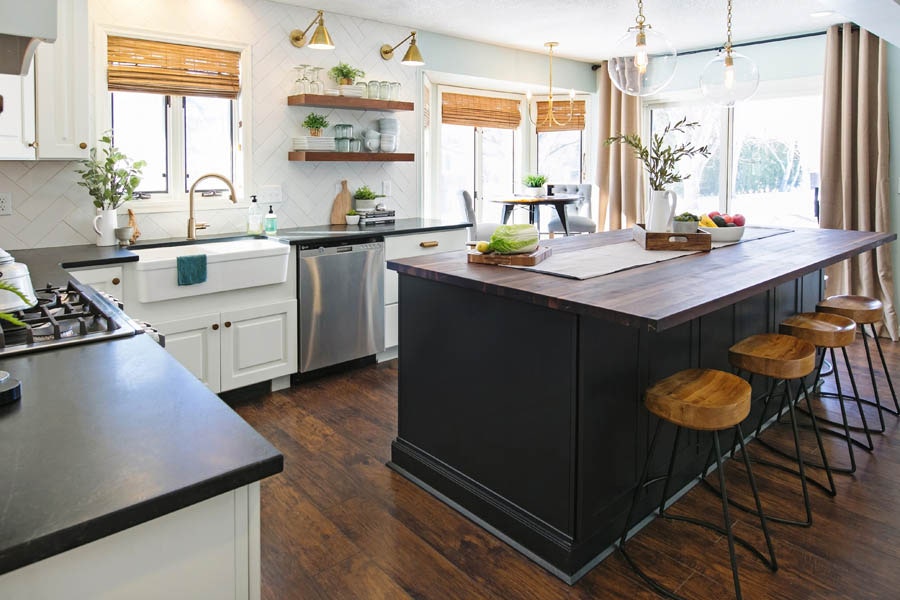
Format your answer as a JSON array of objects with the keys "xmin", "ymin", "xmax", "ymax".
[{"xmin": 298, "ymin": 237, "xmax": 385, "ymax": 373}]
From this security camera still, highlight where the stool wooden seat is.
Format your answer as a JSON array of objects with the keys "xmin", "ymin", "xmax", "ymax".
[
  {"xmin": 620, "ymin": 368, "xmax": 777, "ymax": 600},
  {"xmin": 646, "ymin": 368, "xmax": 751, "ymax": 431},
  {"xmin": 729, "ymin": 333, "xmax": 816, "ymax": 380},
  {"xmin": 817, "ymin": 295, "xmax": 883, "ymax": 325},
  {"xmin": 780, "ymin": 312, "xmax": 857, "ymax": 348}
]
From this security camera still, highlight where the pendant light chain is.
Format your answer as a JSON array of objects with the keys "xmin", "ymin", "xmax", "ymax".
[
  {"xmin": 635, "ymin": 0, "xmax": 646, "ymax": 28},
  {"xmin": 725, "ymin": 0, "xmax": 734, "ymax": 56}
]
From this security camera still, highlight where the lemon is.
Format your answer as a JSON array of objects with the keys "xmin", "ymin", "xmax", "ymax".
[{"xmin": 475, "ymin": 241, "xmax": 491, "ymax": 253}]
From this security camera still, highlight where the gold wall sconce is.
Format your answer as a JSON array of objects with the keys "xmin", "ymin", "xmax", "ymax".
[
  {"xmin": 380, "ymin": 31, "xmax": 425, "ymax": 66},
  {"xmin": 289, "ymin": 9, "xmax": 334, "ymax": 50}
]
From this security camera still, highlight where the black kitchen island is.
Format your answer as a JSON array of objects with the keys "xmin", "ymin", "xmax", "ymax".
[{"xmin": 386, "ymin": 227, "xmax": 895, "ymax": 582}]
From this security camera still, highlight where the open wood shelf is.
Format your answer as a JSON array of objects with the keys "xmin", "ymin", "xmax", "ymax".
[
  {"xmin": 288, "ymin": 151, "xmax": 415, "ymax": 162},
  {"xmin": 287, "ymin": 94, "xmax": 414, "ymax": 112}
]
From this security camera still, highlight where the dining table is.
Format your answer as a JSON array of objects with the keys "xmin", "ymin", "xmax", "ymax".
[{"xmin": 490, "ymin": 193, "xmax": 582, "ymax": 235}]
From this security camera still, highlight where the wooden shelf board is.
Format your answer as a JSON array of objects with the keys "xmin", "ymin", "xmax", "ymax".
[
  {"xmin": 287, "ymin": 94, "xmax": 414, "ymax": 112},
  {"xmin": 288, "ymin": 151, "xmax": 415, "ymax": 162}
]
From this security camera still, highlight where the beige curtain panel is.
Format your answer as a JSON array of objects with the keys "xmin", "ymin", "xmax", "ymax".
[
  {"xmin": 108, "ymin": 36, "xmax": 241, "ymax": 99},
  {"xmin": 820, "ymin": 24, "xmax": 897, "ymax": 339},
  {"xmin": 595, "ymin": 62, "xmax": 643, "ymax": 231}
]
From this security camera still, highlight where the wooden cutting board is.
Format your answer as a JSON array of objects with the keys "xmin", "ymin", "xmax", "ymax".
[
  {"xmin": 467, "ymin": 245, "xmax": 552, "ymax": 266},
  {"xmin": 330, "ymin": 180, "xmax": 352, "ymax": 224}
]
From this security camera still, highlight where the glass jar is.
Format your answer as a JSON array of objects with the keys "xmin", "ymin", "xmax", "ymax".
[
  {"xmin": 356, "ymin": 82, "xmax": 368, "ymax": 98},
  {"xmin": 335, "ymin": 138, "xmax": 350, "ymax": 152},
  {"xmin": 379, "ymin": 81, "xmax": 392, "ymax": 100},
  {"xmin": 390, "ymin": 82, "xmax": 401, "ymax": 101},
  {"xmin": 368, "ymin": 80, "xmax": 380, "ymax": 100},
  {"xmin": 349, "ymin": 138, "xmax": 362, "ymax": 153},
  {"xmin": 334, "ymin": 123, "xmax": 353, "ymax": 138}
]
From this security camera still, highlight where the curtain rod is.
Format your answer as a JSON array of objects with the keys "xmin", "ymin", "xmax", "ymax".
[{"xmin": 590, "ymin": 30, "xmax": 827, "ymax": 70}]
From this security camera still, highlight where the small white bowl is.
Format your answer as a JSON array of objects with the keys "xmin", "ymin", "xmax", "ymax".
[{"xmin": 699, "ymin": 225, "xmax": 745, "ymax": 242}]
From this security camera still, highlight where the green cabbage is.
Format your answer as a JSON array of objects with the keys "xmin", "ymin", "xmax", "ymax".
[{"xmin": 489, "ymin": 224, "xmax": 539, "ymax": 254}]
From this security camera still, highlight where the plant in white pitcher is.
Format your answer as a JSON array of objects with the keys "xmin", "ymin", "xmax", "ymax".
[
  {"xmin": 75, "ymin": 135, "xmax": 146, "ymax": 246},
  {"xmin": 607, "ymin": 117, "xmax": 710, "ymax": 232}
]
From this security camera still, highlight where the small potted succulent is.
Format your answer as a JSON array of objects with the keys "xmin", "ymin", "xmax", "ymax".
[
  {"xmin": 329, "ymin": 62, "xmax": 365, "ymax": 86},
  {"xmin": 522, "ymin": 174, "xmax": 547, "ymax": 197},
  {"xmin": 345, "ymin": 209, "xmax": 360, "ymax": 225},
  {"xmin": 302, "ymin": 112, "xmax": 329, "ymax": 137},
  {"xmin": 673, "ymin": 212, "xmax": 700, "ymax": 233}
]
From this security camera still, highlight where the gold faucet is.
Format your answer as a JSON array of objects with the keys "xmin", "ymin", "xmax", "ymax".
[{"xmin": 187, "ymin": 173, "xmax": 238, "ymax": 240}]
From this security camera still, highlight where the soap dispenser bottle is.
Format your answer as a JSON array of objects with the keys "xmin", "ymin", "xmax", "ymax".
[
  {"xmin": 247, "ymin": 195, "xmax": 264, "ymax": 234},
  {"xmin": 264, "ymin": 205, "xmax": 277, "ymax": 235}
]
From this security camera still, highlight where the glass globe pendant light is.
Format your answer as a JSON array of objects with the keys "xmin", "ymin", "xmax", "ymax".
[
  {"xmin": 607, "ymin": 0, "xmax": 677, "ymax": 97},
  {"xmin": 700, "ymin": 0, "xmax": 759, "ymax": 105}
]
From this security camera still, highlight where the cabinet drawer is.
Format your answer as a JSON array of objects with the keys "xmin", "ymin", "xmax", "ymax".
[
  {"xmin": 68, "ymin": 266, "xmax": 125, "ymax": 299},
  {"xmin": 385, "ymin": 229, "xmax": 467, "ymax": 260}
]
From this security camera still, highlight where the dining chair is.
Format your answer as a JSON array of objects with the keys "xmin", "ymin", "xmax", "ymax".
[
  {"xmin": 462, "ymin": 190, "xmax": 502, "ymax": 242},
  {"xmin": 546, "ymin": 184, "xmax": 597, "ymax": 237}
]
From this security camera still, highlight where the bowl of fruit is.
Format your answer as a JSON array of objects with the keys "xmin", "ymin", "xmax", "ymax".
[{"xmin": 698, "ymin": 211, "xmax": 746, "ymax": 242}]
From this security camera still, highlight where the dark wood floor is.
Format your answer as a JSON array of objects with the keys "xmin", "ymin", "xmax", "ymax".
[{"xmin": 232, "ymin": 336, "xmax": 900, "ymax": 599}]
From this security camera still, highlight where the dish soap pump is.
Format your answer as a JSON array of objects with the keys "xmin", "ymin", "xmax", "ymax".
[
  {"xmin": 264, "ymin": 205, "xmax": 277, "ymax": 235},
  {"xmin": 247, "ymin": 195, "xmax": 264, "ymax": 234}
]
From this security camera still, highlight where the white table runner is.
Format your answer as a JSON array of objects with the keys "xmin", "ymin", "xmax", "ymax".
[{"xmin": 515, "ymin": 227, "xmax": 792, "ymax": 280}]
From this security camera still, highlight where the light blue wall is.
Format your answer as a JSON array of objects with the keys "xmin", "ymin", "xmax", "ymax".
[{"xmin": 417, "ymin": 31, "xmax": 596, "ymax": 92}]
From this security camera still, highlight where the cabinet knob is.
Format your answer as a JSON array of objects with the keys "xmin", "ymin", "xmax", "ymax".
[
  {"xmin": 79, "ymin": 142, "xmax": 87, "ymax": 149},
  {"xmin": 111, "ymin": 277, "xmax": 120, "ymax": 285},
  {"xmin": 27, "ymin": 141, "xmax": 39, "ymax": 149},
  {"xmin": 420, "ymin": 241, "xmax": 439, "ymax": 248},
  {"xmin": 212, "ymin": 323, "xmax": 219, "ymax": 331},
  {"xmin": 224, "ymin": 321, "xmax": 232, "ymax": 328}
]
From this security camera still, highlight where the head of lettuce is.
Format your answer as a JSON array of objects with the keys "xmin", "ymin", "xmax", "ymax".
[{"xmin": 486, "ymin": 224, "xmax": 540, "ymax": 254}]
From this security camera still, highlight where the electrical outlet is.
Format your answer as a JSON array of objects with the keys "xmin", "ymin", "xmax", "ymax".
[
  {"xmin": 259, "ymin": 184, "xmax": 282, "ymax": 206},
  {"xmin": 0, "ymin": 192, "xmax": 11, "ymax": 216},
  {"xmin": 382, "ymin": 181, "xmax": 392, "ymax": 196}
]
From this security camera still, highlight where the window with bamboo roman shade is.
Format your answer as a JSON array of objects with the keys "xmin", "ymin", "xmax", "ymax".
[
  {"xmin": 107, "ymin": 36, "xmax": 241, "ymax": 99},
  {"xmin": 535, "ymin": 99, "xmax": 586, "ymax": 133},
  {"xmin": 441, "ymin": 92, "xmax": 521, "ymax": 129}
]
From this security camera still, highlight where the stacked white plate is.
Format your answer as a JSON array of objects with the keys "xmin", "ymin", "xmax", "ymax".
[
  {"xmin": 323, "ymin": 89, "xmax": 340, "ymax": 97},
  {"xmin": 292, "ymin": 136, "xmax": 336, "ymax": 151},
  {"xmin": 377, "ymin": 117, "xmax": 399, "ymax": 134},
  {"xmin": 339, "ymin": 84, "xmax": 364, "ymax": 98}
]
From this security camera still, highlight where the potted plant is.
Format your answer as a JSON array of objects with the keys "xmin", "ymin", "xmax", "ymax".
[
  {"xmin": 302, "ymin": 112, "xmax": 329, "ymax": 137},
  {"xmin": 328, "ymin": 62, "xmax": 365, "ymax": 86},
  {"xmin": 607, "ymin": 117, "xmax": 710, "ymax": 232},
  {"xmin": 522, "ymin": 174, "xmax": 547, "ymax": 197},
  {"xmin": 673, "ymin": 212, "xmax": 701, "ymax": 233},
  {"xmin": 345, "ymin": 209, "xmax": 360, "ymax": 225},
  {"xmin": 75, "ymin": 134, "xmax": 146, "ymax": 246},
  {"xmin": 0, "ymin": 282, "xmax": 29, "ymax": 326}
]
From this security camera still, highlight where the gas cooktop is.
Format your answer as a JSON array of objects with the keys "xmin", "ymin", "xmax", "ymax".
[{"xmin": 0, "ymin": 280, "xmax": 139, "ymax": 358}]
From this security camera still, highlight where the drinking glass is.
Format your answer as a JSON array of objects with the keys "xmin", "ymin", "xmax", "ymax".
[
  {"xmin": 379, "ymin": 81, "xmax": 392, "ymax": 100},
  {"xmin": 390, "ymin": 82, "xmax": 401, "ymax": 101},
  {"xmin": 293, "ymin": 65, "xmax": 311, "ymax": 95},
  {"xmin": 368, "ymin": 81, "xmax": 380, "ymax": 100},
  {"xmin": 309, "ymin": 67, "xmax": 325, "ymax": 95}
]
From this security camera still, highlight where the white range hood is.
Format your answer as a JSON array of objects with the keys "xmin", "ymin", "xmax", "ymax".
[{"xmin": 0, "ymin": 0, "xmax": 57, "ymax": 75}]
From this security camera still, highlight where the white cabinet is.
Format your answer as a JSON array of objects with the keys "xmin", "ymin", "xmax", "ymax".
[
  {"xmin": 0, "ymin": 68, "xmax": 36, "ymax": 159},
  {"xmin": 0, "ymin": 0, "xmax": 89, "ymax": 161},
  {"xmin": 68, "ymin": 265, "xmax": 125, "ymax": 301},
  {"xmin": 383, "ymin": 228, "xmax": 467, "ymax": 351},
  {"xmin": 157, "ymin": 301, "xmax": 297, "ymax": 394},
  {"xmin": 34, "ymin": 0, "xmax": 90, "ymax": 159}
]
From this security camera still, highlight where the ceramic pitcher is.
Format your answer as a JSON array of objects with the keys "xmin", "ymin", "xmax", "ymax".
[
  {"xmin": 93, "ymin": 208, "xmax": 118, "ymax": 247},
  {"xmin": 647, "ymin": 190, "xmax": 677, "ymax": 232}
]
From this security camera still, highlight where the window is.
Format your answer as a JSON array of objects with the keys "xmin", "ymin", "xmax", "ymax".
[
  {"xmin": 647, "ymin": 86, "xmax": 822, "ymax": 228},
  {"xmin": 535, "ymin": 99, "xmax": 586, "ymax": 184},
  {"xmin": 105, "ymin": 36, "xmax": 244, "ymax": 205}
]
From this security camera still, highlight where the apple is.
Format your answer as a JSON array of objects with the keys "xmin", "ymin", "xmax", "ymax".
[
  {"xmin": 708, "ymin": 211, "xmax": 721, "ymax": 218},
  {"xmin": 722, "ymin": 214, "xmax": 734, "ymax": 224},
  {"xmin": 733, "ymin": 214, "xmax": 746, "ymax": 227}
]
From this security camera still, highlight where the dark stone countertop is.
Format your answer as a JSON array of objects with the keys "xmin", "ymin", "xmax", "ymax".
[
  {"xmin": 272, "ymin": 218, "xmax": 470, "ymax": 244},
  {"xmin": 0, "ymin": 334, "xmax": 283, "ymax": 575}
]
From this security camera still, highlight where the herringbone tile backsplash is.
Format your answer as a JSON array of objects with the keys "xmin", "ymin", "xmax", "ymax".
[{"xmin": 0, "ymin": 0, "xmax": 422, "ymax": 249}]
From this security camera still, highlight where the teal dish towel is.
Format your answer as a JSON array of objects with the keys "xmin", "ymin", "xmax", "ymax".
[{"xmin": 177, "ymin": 254, "xmax": 207, "ymax": 286}]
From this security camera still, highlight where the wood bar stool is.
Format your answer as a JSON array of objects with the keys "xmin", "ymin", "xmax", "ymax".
[
  {"xmin": 817, "ymin": 295, "xmax": 899, "ymax": 430},
  {"xmin": 619, "ymin": 369, "xmax": 777, "ymax": 600},
  {"xmin": 727, "ymin": 333, "xmax": 825, "ymax": 527}
]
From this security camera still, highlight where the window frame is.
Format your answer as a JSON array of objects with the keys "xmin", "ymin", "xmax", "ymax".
[
  {"xmin": 93, "ymin": 26, "xmax": 252, "ymax": 213},
  {"xmin": 642, "ymin": 75, "xmax": 823, "ymax": 217}
]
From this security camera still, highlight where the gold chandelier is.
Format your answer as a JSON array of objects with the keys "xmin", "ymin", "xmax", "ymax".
[{"xmin": 526, "ymin": 42, "xmax": 575, "ymax": 128}]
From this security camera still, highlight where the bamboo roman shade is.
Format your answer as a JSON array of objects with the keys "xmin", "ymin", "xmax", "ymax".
[
  {"xmin": 107, "ymin": 36, "xmax": 241, "ymax": 99},
  {"xmin": 441, "ymin": 92, "xmax": 521, "ymax": 129},
  {"xmin": 535, "ymin": 100, "xmax": 586, "ymax": 133}
]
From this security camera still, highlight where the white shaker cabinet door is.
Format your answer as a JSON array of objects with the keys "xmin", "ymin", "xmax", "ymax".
[
  {"xmin": 156, "ymin": 312, "xmax": 222, "ymax": 393},
  {"xmin": 0, "ymin": 69, "xmax": 36, "ymax": 160},
  {"xmin": 220, "ymin": 300, "xmax": 297, "ymax": 392}
]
